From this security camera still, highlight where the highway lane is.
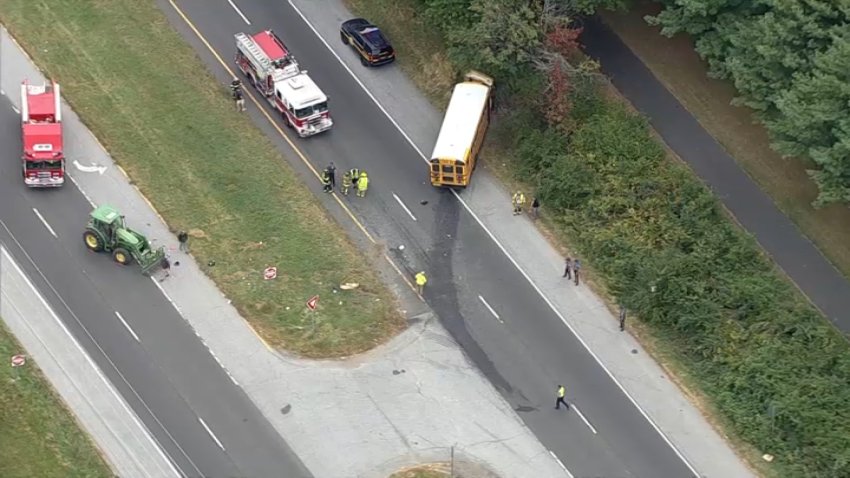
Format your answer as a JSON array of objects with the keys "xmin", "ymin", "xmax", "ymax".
[
  {"xmin": 163, "ymin": 1, "xmax": 700, "ymax": 476},
  {"xmin": 581, "ymin": 17, "xmax": 850, "ymax": 335},
  {"xmin": 0, "ymin": 96, "xmax": 311, "ymax": 477}
]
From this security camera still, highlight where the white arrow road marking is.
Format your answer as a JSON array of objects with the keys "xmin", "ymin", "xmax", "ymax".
[
  {"xmin": 32, "ymin": 208, "xmax": 58, "ymax": 238},
  {"xmin": 73, "ymin": 159, "xmax": 107, "ymax": 175}
]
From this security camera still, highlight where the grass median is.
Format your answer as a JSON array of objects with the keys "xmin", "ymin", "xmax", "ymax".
[
  {"xmin": 0, "ymin": 322, "xmax": 112, "ymax": 478},
  {"xmin": 0, "ymin": 0, "xmax": 405, "ymax": 358}
]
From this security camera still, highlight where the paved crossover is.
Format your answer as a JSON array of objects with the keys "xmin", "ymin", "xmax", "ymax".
[
  {"xmin": 158, "ymin": 1, "xmax": 748, "ymax": 476},
  {"xmin": 0, "ymin": 31, "xmax": 311, "ymax": 478},
  {"xmin": 582, "ymin": 17, "xmax": 850, "ymax": 335}
]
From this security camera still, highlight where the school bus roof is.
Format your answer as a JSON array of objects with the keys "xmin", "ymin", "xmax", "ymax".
[{"xmin": 430, "ymin": 81, "xmax": 491, "ymax": 163}]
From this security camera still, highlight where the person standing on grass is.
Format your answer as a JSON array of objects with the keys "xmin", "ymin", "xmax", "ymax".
[
  {"xmin": 562, "ymin": 257, "xmax": 572, "ymax": 280},
  {"xmin": 555, "ymin": 385, "xmax": 569, "ymax": 410},
  {"xmin": 233, "ymin": 86, "xmax": 246, "ymax": 112},
  {"xmin": 177, "ymin": 230, "xmax": 189, "ymax": 253},
  {"xmin": 531, "ymin": 197, "xmax": 540, "ymax": 219},
  {"xmin": 573, "ymin": 259, "xmax": 581, "ymax": 286}
]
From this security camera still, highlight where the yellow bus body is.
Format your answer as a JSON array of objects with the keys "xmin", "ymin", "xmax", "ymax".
[{"xmin": 430, "ymin": 71, "xmax": 494, "ymax": 188}]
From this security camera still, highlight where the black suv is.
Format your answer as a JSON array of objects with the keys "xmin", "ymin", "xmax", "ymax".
[{"xmin": 340, "ymin": 18, "xmax": 396, "ymax": 67}]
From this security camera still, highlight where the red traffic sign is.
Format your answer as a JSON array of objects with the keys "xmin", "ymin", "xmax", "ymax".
[
  {"xmin": 10, "ymin": 354, "xmax": 26, "ymax": 367},
  {"xmin": 306, "ymin": 295, "xmax": 319, "ymax": 311},
  {"xmin": 263, "ymin": 266, "xmax": 277, "ymax": 280}
]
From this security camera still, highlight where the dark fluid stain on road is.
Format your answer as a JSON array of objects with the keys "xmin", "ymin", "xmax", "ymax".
[
  {"xmin": 514, "ymin": 405, "xmax": 537, "ymax": 413},
  {"xmin": 427, "ymin": 191, "xmax": 514, "ymax": 395},
  {"xmin": 280, "ymin": 404, "xmax": 292, "ymax": 415}
]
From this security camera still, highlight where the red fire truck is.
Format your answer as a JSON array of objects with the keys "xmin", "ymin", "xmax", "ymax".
[
  {"xmin": 20, "ymin": 80, "xmax": 65, "ymax": 187},
  {"xmin": 234, "ymin": 30, "xmax": 333, "ymax": 137}
]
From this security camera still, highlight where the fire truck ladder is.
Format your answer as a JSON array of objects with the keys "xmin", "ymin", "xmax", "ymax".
[{"xmin": 235, "ymin": 32, "xmax": 271, "ymax": 71}]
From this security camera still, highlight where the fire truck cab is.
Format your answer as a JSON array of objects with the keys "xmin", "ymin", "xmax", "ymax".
[
  {"xmin": 20, "ymin": 80, "xmax": 65, "ymax": 187},
  {"xmin": 235, "ymin": 30, "xmax": 332, "ymax": 137}
]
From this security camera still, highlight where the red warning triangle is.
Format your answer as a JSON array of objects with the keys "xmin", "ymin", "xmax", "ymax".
[{"xmin": 306, "ymin": 295, "xmax": 319, "ymax": 311}]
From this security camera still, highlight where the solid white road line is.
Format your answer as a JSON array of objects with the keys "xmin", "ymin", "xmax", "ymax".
[
  {"xmin": 226, "ymin": 0, "xmax": 251, "ymax": 25},
  {"xmin": 548, "ymin": 450, "xmax": 574, "ymax": 478},
  {"xmin": 392, "ymin": 192, "xmax": 417, "ymax": 221},
  {"xmin": 477, "ymin": 294, "xmax": 503, "ymax": 323},
  {"xmin": 115, "ymin": 311, "xmax": 141, "ymax": 342},
  {"xmin": 286, "ymin": 3, "xmax": 699, "ymax": 475},
  {"xmin": 1, "ymin": 246, "xmax": 182, "ymax": 477},
  {"xmin": 32, "ymin": 208, "xmax": 58, "ymax": 238},
  {"xmin": 572, "ymin": 404, "xmax": 598, "ymax": 434},
  {"xmin": 198, "ymin": 417, "xmax": 225, "ymax": 451},
  {"xmin": 67, "ymin": 175, "xmax": 98, "ymax": 207}
]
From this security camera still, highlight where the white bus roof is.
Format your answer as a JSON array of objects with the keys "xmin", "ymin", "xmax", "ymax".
[
  {"xmin": 430, "ymin": 82, "xmax": 490, "ymax": 163},
  {"xmin": 275, "ymin": 73, "xmax": 327, "ymax": 109}
]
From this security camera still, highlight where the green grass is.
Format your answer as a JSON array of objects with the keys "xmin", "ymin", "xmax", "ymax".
[
  {"xmin": 0, "ymin": 0, "xmax": 405, "ymax": 358},
  {"xmin": 0, "ymin": 322, "xmax": 113, "ymax": 478},
  {"xmin": 600, "ymin": 1, "xmax": 850, "ymax": 282}
]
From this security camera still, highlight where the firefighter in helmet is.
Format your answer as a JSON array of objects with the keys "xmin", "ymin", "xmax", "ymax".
[
  {"xmin": 341, "ymin": 170, "xmax": 353, "ymax": 196},
  {"xmin": 356, "ymin": 171, "xmax": 369, "ymax": 197},
  {"xmin": 321, "ymin": 169, "xmax": 332, "ymax": 193}
]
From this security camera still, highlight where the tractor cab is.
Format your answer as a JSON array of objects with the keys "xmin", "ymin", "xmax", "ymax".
[{"xmin": 83, "ymin": 205, "xmax": 165, "ymax": 275}]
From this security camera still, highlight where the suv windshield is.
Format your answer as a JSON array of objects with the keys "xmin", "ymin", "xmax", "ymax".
[
  {"xmin": 294, "ymin": 101, "xmax": 328, "ymax": 119},
  {"xmin": 360, "ymin": 27, "xmax": 388, "ymax": 50},
  {"xmin": 27, "ymin": 160, "xmax": 62, "ymax": 170}
]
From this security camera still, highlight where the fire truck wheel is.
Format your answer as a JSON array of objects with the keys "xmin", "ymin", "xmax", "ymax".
[
  {"xmin": 83, "ymin": 230, "xmax": 104, "ymax": 252},
  {"xmin": 112, "ymin": 248, "xmax": 132, "ymax": 265},
  {"xmin": 283, "ymin": 113, "xmax": 292, "ymax": 128}
]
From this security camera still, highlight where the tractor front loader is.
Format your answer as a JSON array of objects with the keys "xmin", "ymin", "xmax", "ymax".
[{"xmin": 82, "ymin": 205, "xmax": 166, "ymax": 275}]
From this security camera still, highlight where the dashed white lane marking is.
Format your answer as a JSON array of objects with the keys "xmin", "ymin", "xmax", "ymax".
[
  {"xmin": 477, "ymin": 295, "xmax": 503, "ymax": 323},
  {"xmin": 572, "ymin": 404, "xmax": 598, "ymax": 434},
  {"xmin": 198, "ymin": 417, "xmax": 225, "ymax": 451},
  {"xmin": 115, "ymin": 311, "xmax": 141, "ymax": 342},
  {"xmin": 32, "ymin": 208, "xmax": 58, "ymax": 238},
  {"xmin": 286, "ymin": 3, "xmax": 700, "ymax": 474},
  {"xmin": 226, "ymin": 0, "xmax": 251, "ymax": 25},
  {"xmin": 548, "ymin": 450, "xmax": 574, "ymax": 477},
  {"xmin": 392, "ymin": 192, "xmax": 417, "ymax": 221}
]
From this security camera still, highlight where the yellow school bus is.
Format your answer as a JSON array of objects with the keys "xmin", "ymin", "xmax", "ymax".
[{"xmin": 429, "ymin": 71, "xmax": 494, "ymax": 188}]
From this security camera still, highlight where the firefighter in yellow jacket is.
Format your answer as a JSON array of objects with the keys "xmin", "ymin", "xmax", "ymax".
[
  {"xmin": 341, "ymin": 170, "xmax": 353, "ymax": 196},
  {"xmin": 512, "ymin": 191, "xmax": 526, "ymax": 215},
  {"xmin": 356, "ymin": 171, "xmax": 369, "ymax": 197}
]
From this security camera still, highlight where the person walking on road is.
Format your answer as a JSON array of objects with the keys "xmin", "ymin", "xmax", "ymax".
[
  {"xmin": 177, "ymin": 230, "xmax": 189, "ymax": 253},
  {"xmin": 356, "ymin": 171, "xmax": 369, "ymax": 197},
  {"xmin": 415, "ymin": 271, "xmax": 428, "ymax": 295},
  {"xmin": 573, "ymin": 258, "xmax": 582, "ymax": 286},
  {"xmin": 326, "ymin": 162, "xmax": 336, "ymax": 189},
  {"xmin": 512, "ymin": 191, "xmax": 526, "ymax": 215},
  {"xmin": 562, "ymin": 257, "xmax": 573, "ymax": 280},
  {"xmin": 555, "ymin": 385, "xmax": 569, "ymax": 410},
  {"xmin": 341, "ymin": 170, "xmax": 353, "ymax": 196}
]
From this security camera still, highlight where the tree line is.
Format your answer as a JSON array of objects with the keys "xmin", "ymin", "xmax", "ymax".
[{"xmin": 414, "ymin": 0, "xmax": 850, "ymax": 476}]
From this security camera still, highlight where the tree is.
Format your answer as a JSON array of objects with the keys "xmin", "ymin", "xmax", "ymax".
[{"xmin": 446, "ymin": 0, "xmax": 542, "ymax": 79}]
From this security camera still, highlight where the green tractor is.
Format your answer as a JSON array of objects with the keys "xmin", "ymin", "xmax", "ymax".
[{"xmin": 82, "ymin": 204, "xmax": 166, "ymax": 275}]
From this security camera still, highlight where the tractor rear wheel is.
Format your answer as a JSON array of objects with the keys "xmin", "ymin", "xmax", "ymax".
[
  {"xmin": 112, "ymin": 248, "xmax": 132, "ymax": 266},
  {"xmin": 83, "ymin": 230, "xmax": 104, "ymax": 252}
]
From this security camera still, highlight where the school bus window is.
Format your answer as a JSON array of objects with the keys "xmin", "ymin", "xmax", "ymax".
[
  {"xmin": 442, "ymin": 165, "xmax": 453, "ymax": 173},
  {"xmin": 456, "ymin": 167, "xmax": 464, "ymax": 176},
  {"xmin": 431, "ymin": 164, "xmax": 440, "ymax": 172}
]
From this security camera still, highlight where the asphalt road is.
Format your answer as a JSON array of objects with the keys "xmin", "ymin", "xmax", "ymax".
[
  {"xmin": 162, "ymin": 1, "xmax": 701, "ymax": 476},
  {"xmin": 0, "ymin": 97, "xmax": 311, "ymax": 477},
  {"xmin": 581, "ymin": 17, "xmax": 850, "ymax": 336}
]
